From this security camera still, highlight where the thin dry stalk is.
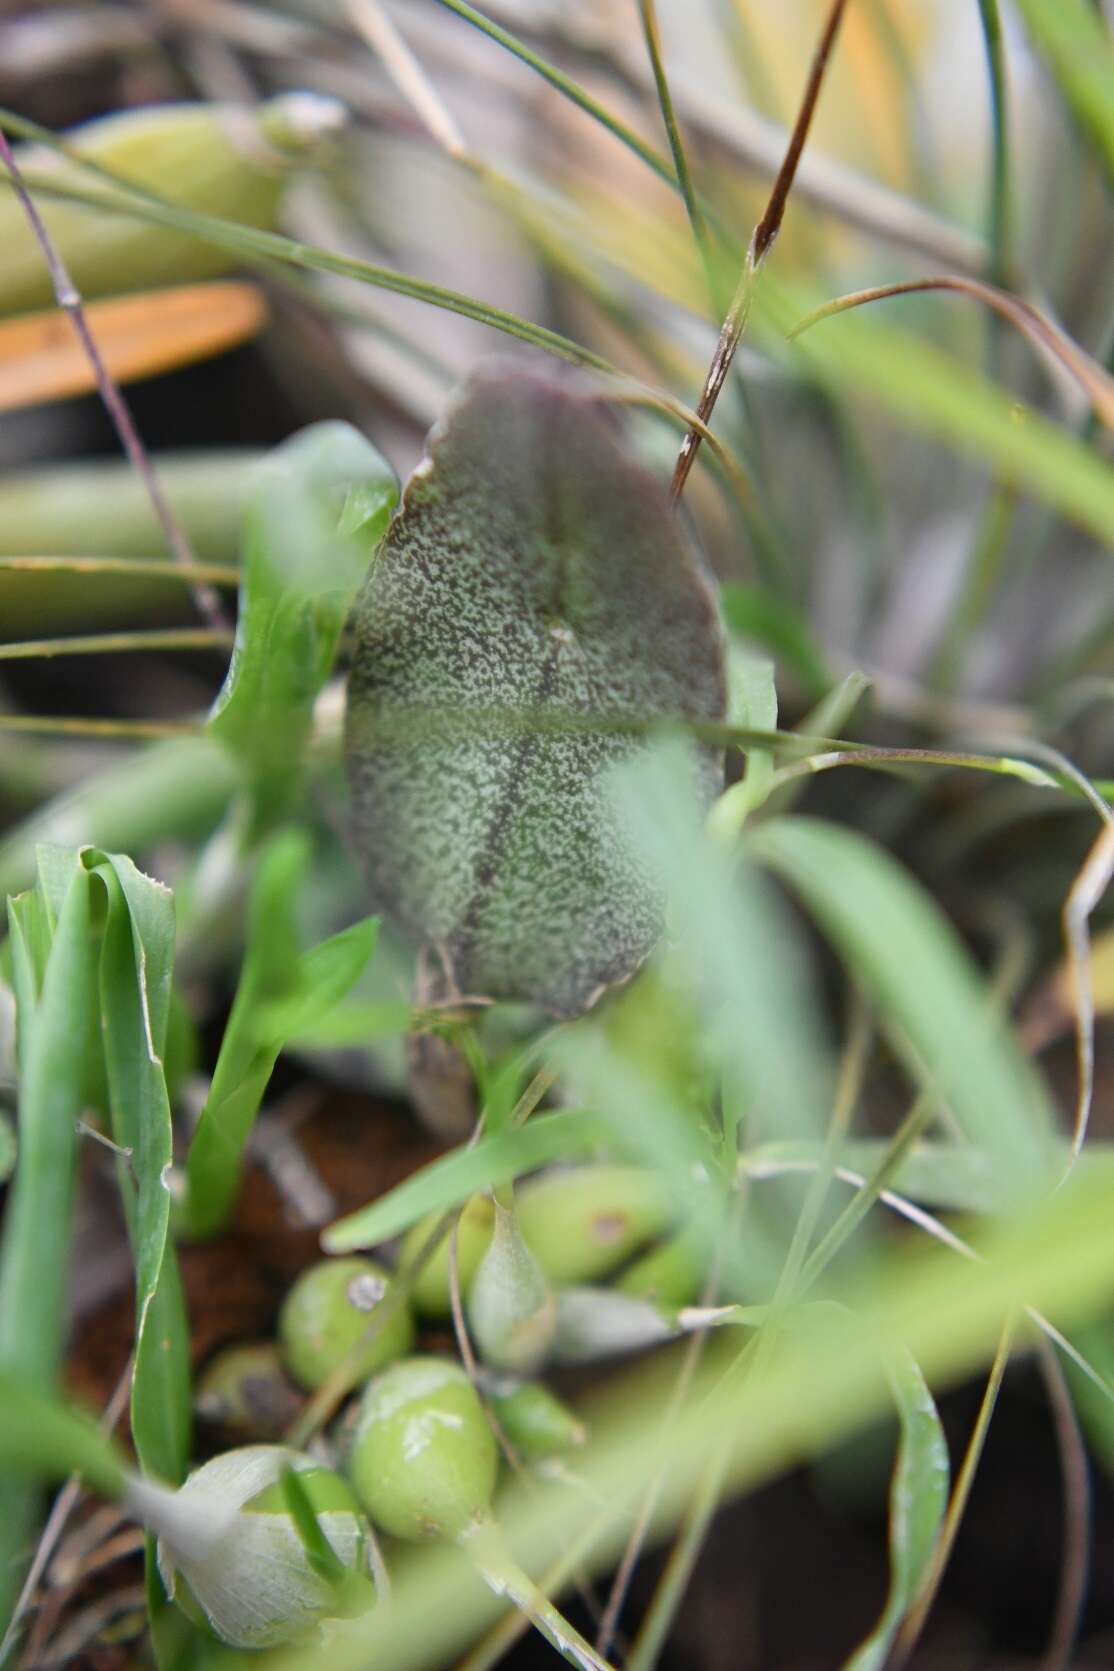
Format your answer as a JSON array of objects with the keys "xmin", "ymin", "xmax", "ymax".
[
  {"xmin": 670, "ymin": 0, "xmax": 849, "ymax": 503},
  {"xmin": 1037, "ymin": 1336, "xmax": 1092, "ymax": 1671}
]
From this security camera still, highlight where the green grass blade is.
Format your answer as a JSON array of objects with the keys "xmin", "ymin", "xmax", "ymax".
[
  {"xmin": 761, "ymin": 278, "xmax": 1114, "ymax": 552},
  {"xmin": 720, "ymin": 582, "xmax": 833, "ymax": 701},
  {"xmin": 1012, "ymin": 0, "xmax": 1114, "ymax": 184},
  {"xmin": 0, "ymin": 1373, "xmax": 129, "ymax": 1501},
  {"xmin": 636, "ymin": 0, "xmax": 717, "ymax": 306},
  {"xmin": 746, "ymin": 817, "xmax": 1056, "ymax": 1193},
  {"xmin": 0, "ymin": 1115, "xmax": 13, "ymax": 1187},
  {"xmin": 430, "ymin": 0, "xmax": 678, "ymax": 193},
  {"xmin": 613, "ymin": 740, "xmax": 832, "ymax": 1147},
  {"xmin": 184, "ymin": 834, "xmax": 378, "ymax": 1239},
  {"xmin": 0, "ymin": 738, "xmax": 238, "ymax": 902},
  {"xmin": 86, "ymin": 853, "xmax": 190, "ymax": 1484},
  {"xmin": 209, "ymin": 424, "xmax": 399, "ymax": 835},
  {"xmin": 321, "ymin": 1109, "xmax": 611, "ymax": 1252},
  {"xmin": 184, "ymin": 829, "xmax": 308, "ymax": 1238},
  {"xmin": 843, "ymin": 1346, "xmax": 949, "ymax": 1670},
  {"xmin": 0, "ymin": 859, "xmax": 94, "ymax": 1625},
  {"xmin": 975, "ymin": 1, "xmax": 1012, "ymax": 284}
]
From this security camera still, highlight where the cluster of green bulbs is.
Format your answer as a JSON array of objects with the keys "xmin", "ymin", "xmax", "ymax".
[{"xmin": 164, "ymin": 1164, "xmax": 700, "ymax": 1649}]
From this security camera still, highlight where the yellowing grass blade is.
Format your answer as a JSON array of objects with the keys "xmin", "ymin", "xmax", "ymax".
[{"xmin": 0, "ymin": 280, "xmax": 268, "ymax": 412}]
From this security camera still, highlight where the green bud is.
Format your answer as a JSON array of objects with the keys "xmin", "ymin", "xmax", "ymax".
[
  {"xmin": 349, "ymin": 1357, "xmax": 498, "ymax": 1541},
  {"xmin": 551, "ymin": 1287, "xmax": 678, "ymax": 1365},
  {"xmin": 279, "ymin": 1257, "xmax": 414, "ymax": 1391},
  {"xmin": 466, "ymin": 1202, "xmax": 555, "ymax": 1374},
  {"xmin": 516, "ymin": 1166, "xmax": 673, "ymax": 1286},
  {"xmin": 194, "ymin": 1341, "xmax": 302, "ymax": 1440},
  {"xmin": 156, "ymin": 1445, "xmax": 374, "ymax": 1649},
  {"xmin": 399, "ymin": 1195, "xmax": 495, "ymax": 1317},
  {"xmin": 488, "ymin": 1379, "xmax": 586, "ymax": 1460},
  {"xmin": 616, "ymin": 1225, "xmax": 708, "ymax": 1309}
]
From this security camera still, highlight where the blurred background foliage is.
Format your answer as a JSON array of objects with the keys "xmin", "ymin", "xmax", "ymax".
[{"xmin": 0, "ymin": 0, "xmax": 1112, "ymax": 1667}]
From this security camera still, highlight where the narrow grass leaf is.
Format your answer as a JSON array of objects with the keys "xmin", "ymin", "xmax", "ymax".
[
  {"xmin": 0, "ymin": 859, "xmax": 94, "ymax": 1624},
  {"xmin": 86, "ymin": 852, "xmax": 189, "ymax": 1483},
  {"xmin": 322, "ymin": 1109, "xmax": 611, "ymax": 1252},
  {"xmin": 747, "ymin": 817, "xmax": 1055, "ymax": 1192},
  {"xmin": 743, "ymin": 1138, "xmax": 1012, "ymax": 1214},
  {"xmin": 0, "ymin": 1373, "xmax": 129, "ymax": 1501},
  {"xmin": 1012, "ymin": 0, "xmax": 1114, "ymax": 184},
  {"xmin": 184, "ymin": 833, "xmax": 378, "ymax": 1238},
  {"xmin": 843, "ymin": 1346, "xmax": 948, "ymax": 1670},
  {"xmin": 613, "ymin": 739, "xmax": 832, "ymax": 1145},
  {"xmin": 209, "ymin": 423, "xmax": 399, "ymax": 835},
  {"xmin": 720, "ymin": 581, "xmax": 832, "ymax": 700},
  {"xmin": 0, "ymin": 1112, "xmax": 13, "ymax": 1185},
  {"xmin": 184, "ymin": 829, "xmax": 308, "ymax": 1238},
  {"xmin": 760, "ymin": 278, "xmax": 1114, "ymax": 552}
]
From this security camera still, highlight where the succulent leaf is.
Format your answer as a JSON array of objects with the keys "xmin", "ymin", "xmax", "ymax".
[{"xmin": 344, "ymin": 361, "xmax": 726, "ymax": 1013}]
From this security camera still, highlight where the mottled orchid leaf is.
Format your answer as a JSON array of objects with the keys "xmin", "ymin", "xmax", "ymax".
[{"xmin": 344, "ymin": 361, "xmax": 727, "ymax": 1015}]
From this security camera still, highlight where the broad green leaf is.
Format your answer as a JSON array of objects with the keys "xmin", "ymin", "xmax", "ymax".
[
  {"xmin": 843, "ymin": 1347, "xmax": 948, "ymax": 1670},
  {"xmin": 0, "ymin": 860, "xmax": 94, "ymax": 1624},
  {"xmin": 209, "ymin": 422, "xmax": 399, "ymax": 835},
  {"xmin": 86, "ymin": 851, "xmax": 189, "ymax": 1484},
  {"xmin": 1012, "ymin": 0, "xmax": 1114, "ymax": 183},
  {"xmin": 184, "ymin": 832, "xmax": 378, "ymax": 1238},
  {"xmin": 322, "ymin": 1109, "xmax": 612, "ymax": 1252},
  {"xmin": 344, "ymin": 363, "xmax": 726, "ymax": 1015},
  {"xmin": 747, "ymin": 817, "xmax": 1056, "ymax": 1194}
]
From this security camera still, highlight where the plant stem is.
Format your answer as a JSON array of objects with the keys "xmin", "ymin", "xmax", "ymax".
[
  {"xmin": 670, "ymin": 0, "xmax": 850, "ymax": 503},
  {"xmin": 466, "ymin": 1522, "xmax": 616, "ymax": 1671},
  {"xmin": 0, "ymin": 629, "xmax": 234, "ymax": 662}
]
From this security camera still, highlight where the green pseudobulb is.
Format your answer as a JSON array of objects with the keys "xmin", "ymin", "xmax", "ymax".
[{"xmin": 344, "ymin": 361, "xmax": 727, "ymax": 1014}]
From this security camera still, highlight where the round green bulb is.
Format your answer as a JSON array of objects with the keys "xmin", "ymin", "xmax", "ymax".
[
  {"xmin": 279, "ymin": 1256, "xmax": 414, "ymax": 1391},
  {"xmin": 349, "ymin": 1357, "xmax": 497, "ymax": 1541}
]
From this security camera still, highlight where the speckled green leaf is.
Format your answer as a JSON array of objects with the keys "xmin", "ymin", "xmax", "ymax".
[{"xmin": 344, "ymin": 362, "xmax": 727, "ymax": 1014}]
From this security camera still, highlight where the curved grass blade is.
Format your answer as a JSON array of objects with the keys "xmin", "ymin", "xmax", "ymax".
[
  {"xmin": 760, "ymin": 276, "xmax": 1114, "ymax": 552},
  {"xmin": 786, "ymin": 276, "xmax": 1114, "ymax": 431},
  {"xmin": 0, "ymin": 856, "xmax": 94, "ymax": 1626},
  {"xmin": 183, "ymin": 831, "xmax": 379, "ymax": 1239},
  {"xmin": 85, "ymin": 851, "xmax": 189, "ymax": 1485},
  {"xmin": 322, "ymin": 1109, "xmax": 611, "ymax": 1252},
  {"xmin": 843, "ymin": 1346, "xmax": 948, "ymax": 1670},
  {"xmin": 0, "ymin": 1373, "xmax": 130, "ymax": 1502},
  {"xmin": 209, "ymin": 422, "xmax": 399, "ymax": 836},
  {"xmin": 747, "ymin": 817, "xmax": 1056, "ymax": 1194}
]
